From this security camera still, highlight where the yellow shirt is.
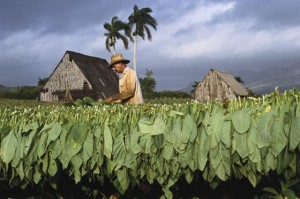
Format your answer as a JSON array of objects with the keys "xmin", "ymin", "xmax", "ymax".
[{"xmin": 113, "ymin": 67, "xmax": 143, "ymax": 104}]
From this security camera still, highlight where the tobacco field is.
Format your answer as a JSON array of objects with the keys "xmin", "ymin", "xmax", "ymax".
[{"xmin": 0, "ymin": 89, "xmax": 300, "ymax": 198}]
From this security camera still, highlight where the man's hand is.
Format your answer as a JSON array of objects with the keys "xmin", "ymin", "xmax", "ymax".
[{"xmin": 104, "ymin": 96, "xmax": 114, "ymax": 103}]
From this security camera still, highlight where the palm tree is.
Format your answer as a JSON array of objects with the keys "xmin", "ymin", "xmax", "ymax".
[
  {"xmin": 103, "ymin": 16, "xmax": 131, "ymax": 54},
  {"xmin": 128, "ymin": 5, "xmax": 157, "ymax": 72},
  {"xmin": 191, "ymin": 81, "xmax": 199, "ymax": 94}
]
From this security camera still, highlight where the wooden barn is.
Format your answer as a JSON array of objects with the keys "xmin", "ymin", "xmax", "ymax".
[
  {"xmin": 194, "ymin": 69, "xmax": 249, "ymax": 102},
  {"xmin": 39, "ymin": 51, "xmax": 119, "ymax": 101}
]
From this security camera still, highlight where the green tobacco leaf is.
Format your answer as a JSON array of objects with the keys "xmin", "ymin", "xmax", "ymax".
[
  {"xmin": 257, "ymin": 111, "xmax": 273, "ymax": 148},
  {"xmin": 138, "ymin": 118, "xmax": 153, "ymax": 134},
  {"xmin": 71, "ymin": 154, "xmax": 83, "ymax": 183},
  {"xmin": 113, "ymin": 133, "xmax": 126, "ymax": 163},
  {"xmin": 59, "ymin": 124, "xmax": 71, "ymax": 169},
  {"xmin": 210, "ymin": 144, "xmax": 230, "ymax": 181},
  {"xmin": 265, "ymin": 151, "xmax": 277, "ymax": 171},
  {"xmin": 247, "ymin": 121, "xmax": 258, "ymax": 155},
  {"xmin": 249, "ymin": 148, "xmax": 261, "ymax": 163},
  {"xmin": 16, "ymin": 161, "xmax": 25, "ymax": 180},
  {"xmin": 11, "ymin": 127, "xmax": 22, "ymax": 167},
  {"xmin": 42, "ymin": 156, "xmax": 49, "ymax": 173},
  {"xmin": 46, "ymin": 122, "xmax": 62, "ymax": 146},
  {"xmin": 117, "ymin": 168, "xmax": 129, "ymax": 193},
  {"xmin": 33, "ymin": 165, "xmax": 41, "ymax": 184},
  {"xmin": 169, "ymin": 110, "xmax": 184, "ymax": 116},
  {"xmin": 198, "ymin": 126, "xmax": 209, "ymax": 171},
  {"xmin": 104, "ymin": 118, "xmax": 113, "ymax": 159},
  {"xmin": 173, "ymin": 117, "xmax": 189, "ymax": 153},
  {"xmin": 262, "ymin": 187, "xmax": 279, "ymax": 195},
  {"xmin": 221, "ymin": 121, "xmax": 232, "ymax": 148},
  {"xmin": 48, "ymin": 158, "xmax": 58, "ymax": 177},
  {"xmin": 270, "ymin": 107, "xmax": 288, "ymax": 157},
  {"xmin": 296, "ymin": 102, "xmax": 300, "ymax": 117},
  {"xmin": 282, "ymin": 189, "xmax": 297, "ymax": 199},
  {"xmin": 207, "ymin": 109, "xmax": 224, "ymax": 148},
  {"xmin": 232, "ymin": 110, "xmax": 251, "ymax": 134},
  {"xmin": 183, "ymin": 114, "xmax": 197, "ymax": 143},
  {"xmin": 139, "ymin": 114, "xmax": 166, "ymax": 136},
  {"xmin": 82, "ymin": 132, "xmax": 93, "ymax": 162},
  {"xmin": 130, "ymin": 129, "xmax": 142, "ymax": 154},
  {"xmin": 21, "ymin": 122, "xmax": 38, "ymax": 157},
  {"xmin": 66, "ymin": 122, "xmax": 88, "ymax": 158},
  {"xmin": 163, "ymin": 142, "xmax": 174, "ymax": 161},
  {"xmin": 37, "ymin": 133, "xmax": 48, "ymax": 158},
  {"xmin": 48, "ymin": 140, "xmax": 62, "ymax": 159},
  {"xmin": 184, "ymin": 167, "xmax": 194, "ymax": 184},
  {"xmin": 276, "ymin": 146, "xmax": 293, "ymax": 174},
  {"xmin": 71, "ymin": 153, "xmax": 83, "ymax": 170},
  {"xmin": 232, "ymin": 133, "xmax": 248, "ymax": 159},
  {"xmin": 0, "ymin": 129, "xmax": 18, "ymax": 164},
  {"xmin": 248, "ymin": 169, "xmax": 258, "ymax": 187},
  {"xmin": 152, "ymin": 114, "xmax": 166, "ymax": 136},
  {"xmin": 289, "ymin": 117, "xmax": 300, "ymax": 150}
]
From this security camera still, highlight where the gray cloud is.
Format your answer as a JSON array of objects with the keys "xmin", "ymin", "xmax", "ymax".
[{"xmin": 1, "ymin": 0, "xmax": 300, "ymax": 91}]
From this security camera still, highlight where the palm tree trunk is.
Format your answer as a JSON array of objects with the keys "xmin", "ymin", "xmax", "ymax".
[{"xmin": 133, "ymin": 35, "xmax": 138, "ymax": 72}]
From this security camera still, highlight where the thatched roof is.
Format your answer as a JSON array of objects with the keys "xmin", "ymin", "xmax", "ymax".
[
  {"xmin": 39, "ymin": 51, "xmax": 119, "ymax": 101},
  {"xmin": 66, "ymin": 51, "xmax": 118, "ymax": 98},
  {"xmin": 194, "ymin": 69, "xmax": 248, "ymax": 102},
  {"xmin": 212, "ymin": 69, "xmax": 248, "ymax": 96}
]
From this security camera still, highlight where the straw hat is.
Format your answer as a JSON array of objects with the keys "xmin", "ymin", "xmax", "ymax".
[{"xmin": 107, "ymin": 54, "xmax": 130, "ymax": 68}]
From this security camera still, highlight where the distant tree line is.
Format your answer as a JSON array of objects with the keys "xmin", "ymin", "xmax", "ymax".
[
  {"xmin": 139, "ymin": 69, "xmax": 192, "ymax": 99},
  {"xmin": 0, "ymin": 73, "xmax": 191, "ymax": 100},
  {"xmin": 0, "ymin": 78, "xmax": 48, "ymax": 100}
]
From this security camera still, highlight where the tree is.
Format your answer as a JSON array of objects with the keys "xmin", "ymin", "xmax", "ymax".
[
  {"xmin": 190, "ymin": 81, "xmax": 199, "ymax": 94},
  {"xmin": 103, "ymin": 16, "xmax": 131, "ymax": 54},
  {"xmin": 139, "ymin": 69, "xmax": 156, "ymax": 99},
  {"xmin": 38, "ymin": 77, "xmax": 49, "ymax": 87},
  {"xmin": 234, "ymin": 76, "xmax": 244, "ymax": 84},
  {"xmin": 128, "ymin": 5, "xmax": 157, "ymax": 72}
]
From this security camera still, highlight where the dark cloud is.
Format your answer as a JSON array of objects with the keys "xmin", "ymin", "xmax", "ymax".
[
  {"xmin": 0, "ymin": 0, "xmax": 150, "ymax": 35},
  {"xmin": 1, "ymin": 0, "xmax": 300, "ymax": 90},
  {"xmin": 224, "ymin": 0, "xmax": 300, "ymax": 29}
]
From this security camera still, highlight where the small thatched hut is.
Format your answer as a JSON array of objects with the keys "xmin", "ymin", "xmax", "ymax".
[
  {"xmin": 39, "ymin": 51, "xmax": 119, "ymax": 101},
  {"xmin": 194, "ymin": 69, "xmax": 248, "ymax": 102}
]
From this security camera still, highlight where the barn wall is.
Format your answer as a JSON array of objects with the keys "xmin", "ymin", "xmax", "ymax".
[
  {"xmin": 194, "ymin": 71, "xmax": 238, "ymax": 102},
  {"xmin": 39, "ymin": 54, "xmax": 91, "ymax": 101}
]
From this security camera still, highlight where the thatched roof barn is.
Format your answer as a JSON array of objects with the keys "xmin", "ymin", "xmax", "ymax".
[
  {"xmin": 194, "ymin": 69, "xmax": 249, "ymax": 102},
  {"xmin": 39, "ymin": 51, "xmax": 119, "ymax": 101}
]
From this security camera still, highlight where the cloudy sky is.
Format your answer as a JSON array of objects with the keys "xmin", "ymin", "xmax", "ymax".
[{"xmin": 1, "ymin": 0, "xmax": 300, "ymax": 90}]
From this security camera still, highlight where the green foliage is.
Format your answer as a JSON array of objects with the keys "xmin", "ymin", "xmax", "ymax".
[
  {"xmin": 0, "ymin": 77, "xmax": 49, "ymax": 100},
  {"xmin": 155, "ymin": 90, "xmax": 192, "ymax": 99},
  {"xmin": 128, "ymin": 5, "xmax": 158, "ymax": 71},
  {"xmin": 191, "ymin": 81, "xmax": 199, "ymax": 94},
  {"xmin": 139, "ymin": 69, "xmax": 192, "ymax": 100},
  {"xmin": 139, "ymin": 69, "xmax": 156, "ymax": 99},
  {"xmin": 128, "ymin": 5, "xmax": 157, "ymax": 40},
  {"xmin": 234, "ymin": 76, "xmax": 245, "ymax": 84},
  {"xmin": 257, "ymin": 177, "xmax": 300, "ymax": 199},
  {"xmin": 103, "ymin": 16, "xmax": 131, "ymax": 53},
  {"xmin": 38, "ymin": 77, "xmax": 49, "ymax": 87},
  {"xmin": 0, "ymin": 89, "xmax": 300, "ymax": 198},
  {"xmin": 63, "ymin": 97, "xmax": 96, "ymax": 107},
  {"xmin": 1, "ymin": 86, "xmax": 39, "ymax": 100}
]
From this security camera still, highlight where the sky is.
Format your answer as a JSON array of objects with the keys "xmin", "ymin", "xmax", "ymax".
[{"xmin": 1, "ymin": 0, "xmax": 300, "ymax": 91}]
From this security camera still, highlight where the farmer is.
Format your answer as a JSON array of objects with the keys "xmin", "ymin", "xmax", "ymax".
[{"xmin": 105, "ymin": 53, "xmax": 143, "ymax": 104}]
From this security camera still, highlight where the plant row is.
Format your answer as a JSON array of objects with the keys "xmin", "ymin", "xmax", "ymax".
[{"xmin": 0, "ymin": 89, "xmax": 300, "ymax": 198}]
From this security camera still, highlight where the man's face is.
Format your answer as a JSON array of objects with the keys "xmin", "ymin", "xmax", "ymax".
[{"xmin": 112, "ymin": 62, "xmax": 125, "ymax": 73}]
